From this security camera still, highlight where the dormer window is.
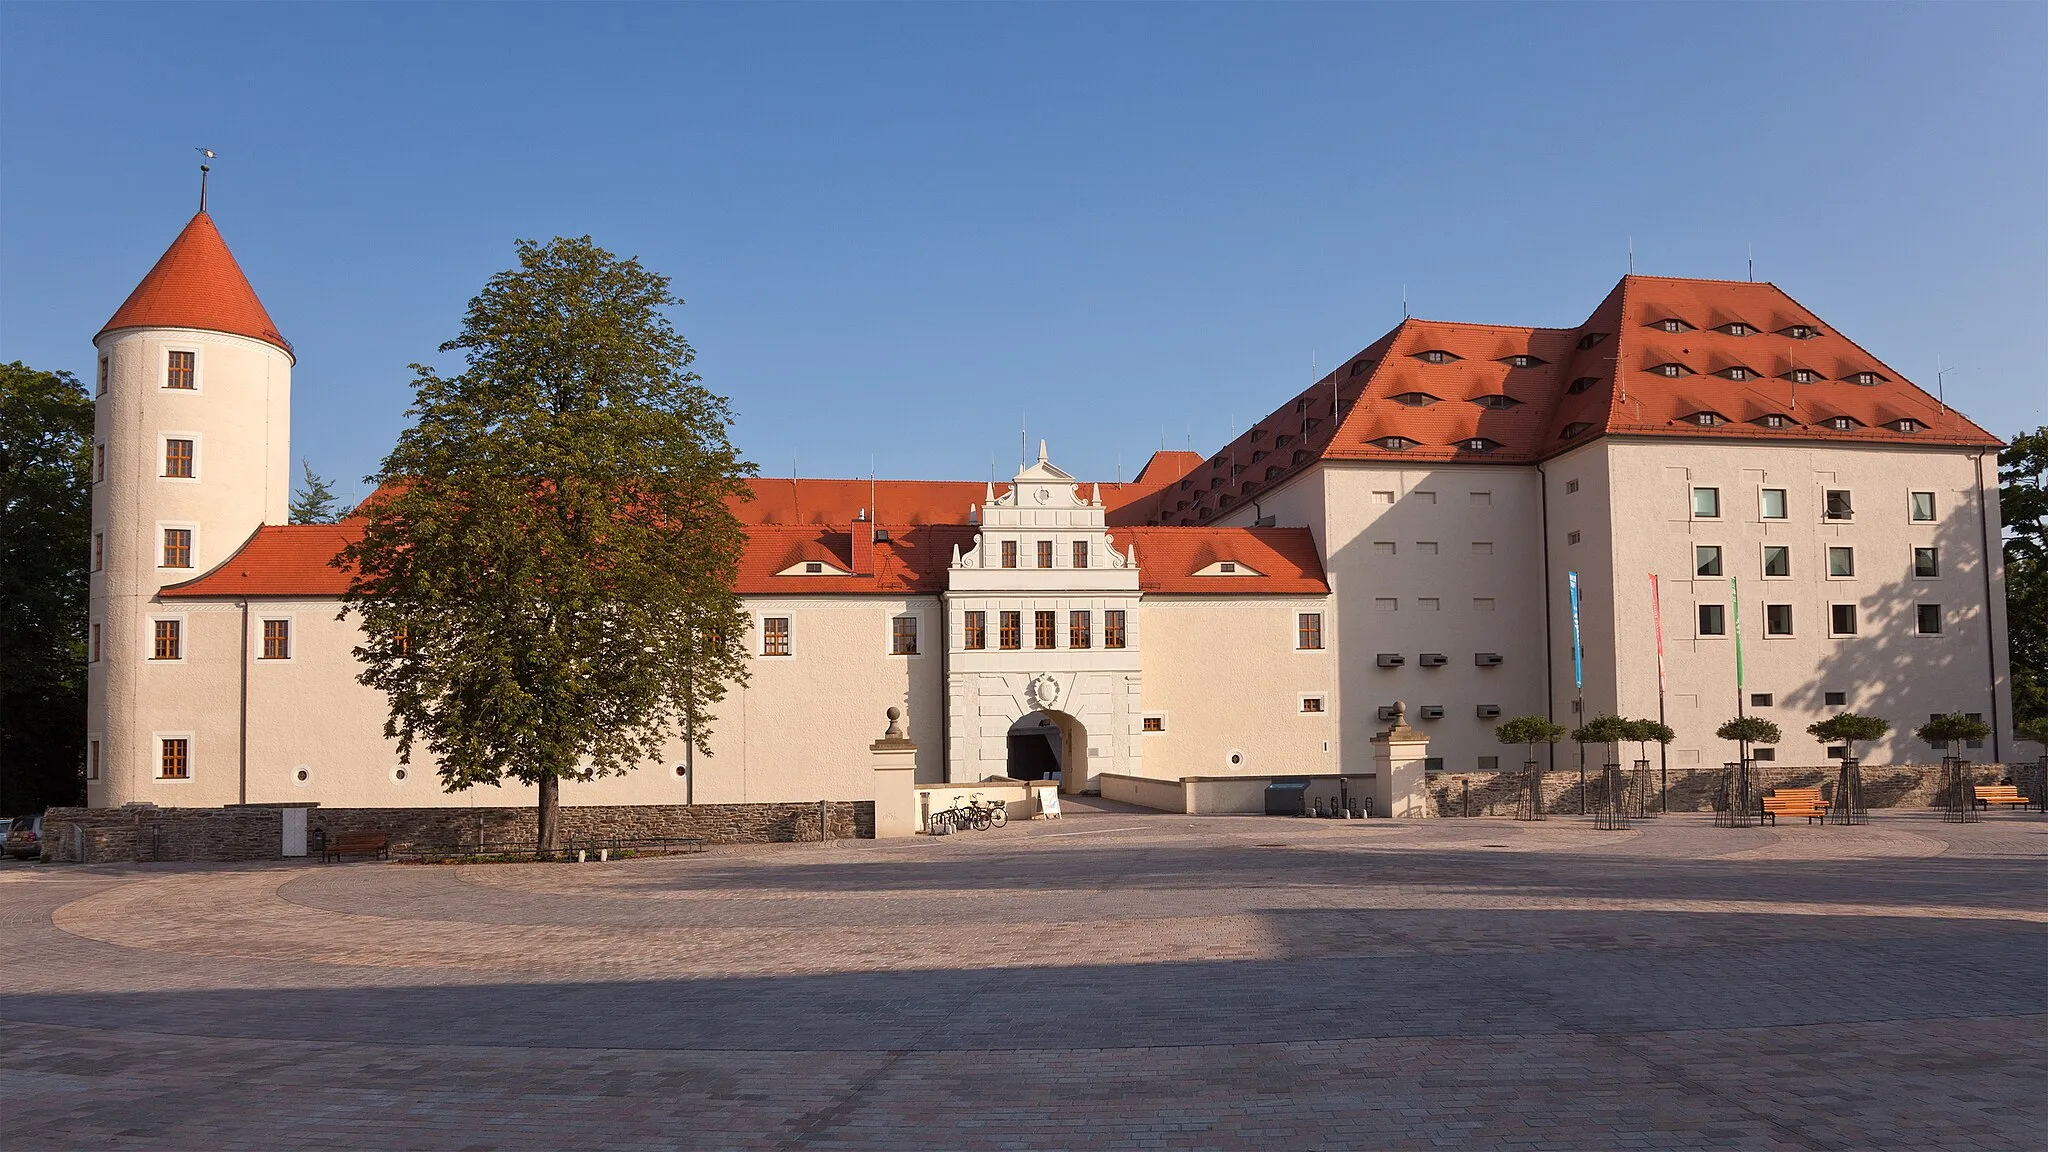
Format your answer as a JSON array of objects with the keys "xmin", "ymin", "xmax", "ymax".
[
  {"xmin": 1251, "ymin": 450, "xmax": 1267, "ymax": 463},
  {"xmin": 1567, "ymin": 376, "xmax": 1600, "ymax": 394},
  {"xmin": 1390, "ymin": 392, "xmax": 1440, "ymax": 407},
  {"xmin": 1304, "ymin": 417, "xmax": 1322, "ymax": 432},
  {"xmin": 1652, "ymin": 318, "xmax": 1694, "ymax": 333},
  {"xmin": 1373, "ymin": 436, "xmax": 1417, "ymax": 451},
  {"xmin": 1717, "ymin": 366, "xmax": 1757, "ymax": 381},
  {"xmin": 1825, "ymin": 415, "xmax": 1860, "ymax": 430},
  {"xmin": 1500, "ymin": 354, "xmax": 1546, "ymax": 368},
  {"xmin": 1651, "ymin": 363, "xmax": 1692, "ymax": 378},
  {"xmin": 1754, "ymin": 414, "xmax": 1791, "ymax": 429},
  {"xmin": 1845, "ymin": 371, "xmax": 1885, "ymax": 386},
  {"xmin": 1471, "ymin": 394, "xmax": 1521, "ymax": 410},
  {"xmin": 1275, "ymin": 434, "xmax": 1292, "ymax": 448},
  {"xmin": 1230, "ymin": 464, "xmax": 1245, "ymax": 477},
  {"xmin": 1291, "ymin": 449, "xmax": 1310, "ymax": 465},
  {"xmin": 1461, "ymin": 437, "xmax": 1502, "ymax": 453},
  {"xmin": 1210, "ymin": 476, "xmax": 1225, "ymax": 490},
  {"xmin": 1718, "ymin": 323, "xmax": 1754, "ymax": 337},
  {"xmin": 1212, "ymin": 457, "xmax": 1226, "ymax": 470},
  {"xmin": 1576, "ymin": 332, "xmax": 1609, "ymax": 350},
  {"xmin": 1178, "ymin": 478, "xmax": 1192, "ymax": 491},
  {"xmin": 1219, "ymin": 562, "xmax": 1236, "ymax": 573},
  {"xmin": 1265, "ymin": 465, "xmax": 1282, "ymax": 479},
  {"xmin": 1687, "ymin": 411, "xmax": 1726, "ymax": 427},
  {"xmin": 1890, "ymin": 418, "xmax": 1922, "ymax": 433},
  {"xmin": 1415, "ymin": 349, "xmax": 1460, "ymax": 364},
  {"xmin": 1785, "ymin": 368, "xmax": 1821, "ymax": 384},
  {"xmin": 1561, "ymin": 422, "xmax": 1594, "ymax": 439},
  {"xmin": 1348, "ymin": 358, "xmax": 1377, "ymax": 377},
  {"xmin": 1780, "ymin": 324, "xmax": 1820, "ymax": 339}
]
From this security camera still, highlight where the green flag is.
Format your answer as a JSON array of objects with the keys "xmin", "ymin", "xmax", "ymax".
[{"xmin": 1731, "ymin": 576, "xmax": 1744, "ymax": 692}]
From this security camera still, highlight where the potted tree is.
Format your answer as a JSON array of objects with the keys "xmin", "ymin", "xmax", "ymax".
[
  {"xmin": 1623, "ymin": 718, "xmax": 1676, "ymax": 816},
  {"xmin": 1916, "ymin": 712, "xmax": 1992, "ymax": 821},
  {"xmin": 1571, "ymin": 715, "xmax": 1634, "ymax": 827},
  {"xmin": 1714, "ymin": 716, "xmax": 1782, "ymax": 826},
  {"xmin": 1806, "ymin": 712, "xmax": 1889, "ymax": 825},
  {"xmin": 1495, "ymin": 715, "xmax": 1565, "ymax": 821}
]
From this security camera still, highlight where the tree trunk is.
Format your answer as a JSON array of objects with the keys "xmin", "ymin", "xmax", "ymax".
[{"xmin": 537, "ymin": 773, "xmax": 560, "ymax": 859}]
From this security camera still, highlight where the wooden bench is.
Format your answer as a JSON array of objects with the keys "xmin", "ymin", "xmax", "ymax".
[
  {"xmin": 1760, "ymin": 787, "xmax": 1827, "ymax": 826},
  {"xmin": 1974, "ymin": 785, "xmax": 2032, "ymax": 810},
  {"xmin": 323, "ymin": 831, "xmax": 389, "ymax": 862}
]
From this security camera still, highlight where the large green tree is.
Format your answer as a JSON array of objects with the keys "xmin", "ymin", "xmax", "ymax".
[
  {"xmin": 0, "ymin": 362, "xmax": 92, "ymax": 815},
  {"xmin": 338, "ymin": 237, "xmax": 755, "ymax": 853},
  {"xmin": 2001, "ymin": 428, "xmax": 2047, "ymax": 742}
]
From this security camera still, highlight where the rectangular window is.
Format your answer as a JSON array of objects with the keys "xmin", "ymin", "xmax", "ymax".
[
  {"xmin": 152, "ymin": 619, "xmax": 182, "ymax": 660},
  {"xmin": 1373, "ymin": 541, "xmax": 1396, "ymax": 555},
  {"xmin": 1765, "ymin": 604, "xmax": 1793, "ymax": 636},
  {"xmin": 1072, "ymin": 541, "xmax": 1088, "ymax": 568},
  {"xmin": 1037, "ymin": 540, "xmax": 1053, "ymax": 569},
  {"xmin": 1695, "ymin": 545, "xmax": 1723, "ymax": 577},
  {"xmin": 162, "ymin": 528, "xmax": 193, "ymax": 568},
  {"xmin": 1910, "ymin": 491, "xmax": 1935, "ymax": 522},
  {"xmin": 1830, "ymin": 603, "xmax": 1859, "ymax": 637},
  {"xmin": 1000, "ymin": 611, "xmax": 1022, "ymax": 650},
  {"xmin": 92, "ymin": 532, "xmax": 104, "ymax": 571},
  {"xmin": 166, "ymin": 350, "xmax": 196, "ymax": 390},
  {"xmin": 1416, "ymin": 491, "xmax": 1437, "ymax": 504},
  {"xmin": 90, "ymin": 623, "xmax": 102, "ymax": 663},
  {"xmin": 1916, "ymin": 604, "xmax": 1942, "ymax": 635},
  {"xmin": 1418, "ymin": 597, "xmax": 1440, "ymax": 611},
  {"xmin": 1914, "ymin": 547, "xmax": 1939, "ymax": 578},
  {"xmin": 1301, "ymin": 696, "xmax": 1326, "ymax": 714},
  {"xmin": 261, "ymin": 619, "xmax": 291, "ymax": 660},
  {"xmin": 1478, "ymin": 755, "xmax": 1500, "ymax": 770},
  {"xmin": 97, "ymin": 357, "xmax": 109, "ymax": 396},
  {"xmin": 1751, "ymin": 693, "xmax": 1774, "ymax": 708},
  {"xmin": 1692, "ymin": 487, "xmax": 1720, "ymax": 518},
  {"xmin": 1371, "ymin": 490, "xmax": 1394, "ymax": 504},
  {"xmin": 1763, "ymin": 545, "xmax": 1790, "ymax": 577},
  {"xmin": 1473, "ymin": 597, "xmax": 1495, "ymax": 612},
  {"xmin": 1374, "ymin": 597, "xmax": 1398, "ymax": 612},
  {"xmin": 1417, "ymin": 541, "xmax": 1438, "ymax": 554},
  {"xmin": 1824, "ymin": 691, "xmax": 1848, "ymax": 706},
  {"xmin": 963, "ymin": 611, "xmax": 986, "ymax": 650},
  {"xmin": 1567, "ymin": 530, "xmax": 1582, "ymax": 546},
  {"xmin": 1001, "ymin": 540, "xmax": 1017, "ymax": 569},
  {"xmin": 1468, "ymin": 491, "xmax": 1489, "ymax": 506},
  {"xmin": 891, "ymin": 615, "xmax": 918, "ymax": 655},
  {"xmin": 1828, "ymin": 546, "xmax": 1855, "ymax": 578},
  {"xmin": 1760, "ymin": 488, "xmax": 1787, "ymax": 519},
  {"xmin": 160, "ymin": 737, "xmax": 190, "ymax": 779},
  {"xmin": 1565, "ymin": 478, "xmax": 1580, "ymax": 494},
  {"xmin": 1752, "ymin": 747, "xmax": 1777, "ymax": 762},
  {"xmin": 1697, "ymin": 604, "xmax": 1726, "ymax": 636},
  {"xmin": 94, "ymin": 444, "xmax": 105, "ymax": 483},
  {"xmin": 1034, "ymin": 610, "xmax": 1056, "ymax": 649},
  {"xmin": 1824, "ymin": 489, "xmax": 1853, "ymax": 520},
  {"xmin": 1104, "ymin": 610, "xmax": 1127, "ymax": 649},
  {"xmin": 1069, "ymin": 610, "xmax": 1091, "ymax": 649},
  {"xmin": 1966, "ymin": 712, "xmax": 1984, "ymax": 750},
  {"xmin": 1141, "ymin": 715, "xmax": 1164, "ymax": 732},
  {"xmin": 761, "ymin": 616, "xmax": 791, "ymax": 656},
  {"xmin": 1296, "ymin": 612, "xmax": 1323, "ymax": 650},
  {"xmin": 1472, "ymin": 542, "xmax": 1493, "ymax": 555},
  {"xmin": 164, "ymin": 438, "xmax": 194, "ymax": 478},
  {"xmin": 88, "ymin": 739, "xmax": 101, "ymax": 781}
]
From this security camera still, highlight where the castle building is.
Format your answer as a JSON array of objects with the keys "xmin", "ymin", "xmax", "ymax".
[{"xmin": 84, "ymin": 205, "xmax": 2017, "ymax": 815}]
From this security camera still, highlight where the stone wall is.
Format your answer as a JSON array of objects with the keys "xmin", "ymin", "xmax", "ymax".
[
  {"xmin": 1425, "ymin": 762, "xmax": 2033, "ymax": 818},
  {"xmin": 40, "ymin": 800, "xmax": 876, "ymax": 863}
]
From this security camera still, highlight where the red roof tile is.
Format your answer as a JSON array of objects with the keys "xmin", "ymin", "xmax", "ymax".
[
  {"xmin": 158, "ymin": 524, "xmax": 359, "ymax": 598},
  {"xmin": 1115, "ymin": 527, "xmax": 1328, "ymax": 595},
  {"xmin": 98, "ymin": 212, "xmax": 292, "ymax": 357}
]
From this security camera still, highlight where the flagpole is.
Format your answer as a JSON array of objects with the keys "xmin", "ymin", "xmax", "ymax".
[{"xmin": 1652, "ymin": 573, "xmax": 1668, "ymax": 812}]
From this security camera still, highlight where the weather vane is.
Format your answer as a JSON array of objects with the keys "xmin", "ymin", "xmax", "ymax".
[{"xmin": 196, "ymin": 147, "xmax": 216, "ymax": 211}]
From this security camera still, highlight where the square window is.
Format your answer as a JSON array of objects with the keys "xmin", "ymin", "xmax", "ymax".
[
  {"xmin": 1824, "ymin": 489, "xmax": 1854, "ymax": 520},
  {"xmin": 164, "ymin": 438, "xmax": 194, "ymax": 478},
  {"xmin": 1760, "ymin": 488, "xmax": 1787, "ymax": 519},
  {"xmin": 1141, "ymin": 716, "xmax": 1164, "ymax": 733},
  {"xmin": 1697, "ymin": 604, "xmax": 1726, "ymax": 636},
  {"xmin": 963, "ymin": 611, "xmax": 986, "ymax": 650},
  {"xmin": 1297, "ymin": 612, "xmax": 1323, "ymax": 650},
  {"xmin": 1000, "ymin": 541, "xmax": 1017, "ymax": 569},
  {"xmin": 891, "ymin": 615, "xmax": 918, "ymax": 655},
  {"xmin": 1218, "ymin": 562, "xmax": 1237, "ymax": 573},
  {"xmin": 1300, "ymin": 696, "xmax": 1326, "ymax": 714},
  {"xmin": 1567, "ymin": 530, "xmax": 1582, "ymax": 545},
  {"xmin": 1751, "ymin": 693, "xmax": 1774, "ymax": 708},
  {"xmin": 1824, "ymin": 691, "xmax": 1848, "ymax": 706},
  {"xmin": 1565, "ymin": 478, "xmax": 1580, "ymax": 494},
  {"xmin": 1000, "ymin": 611, "xmax": 1022, "ymax": 650},
  {"xmin": 1910, "ymin": 491, "xmax": 1935, "ymax": 521},
  {"xmin": 152, "ymin": 619, "xmax": 182, "ymax": 660},
  {"xmin": 1104, "ymin": 610, "xmax": 1127, "ymax": 649},
  {"xmin": 804, "ymin": 562, "xmax": 822, "ymax": 574},
  {"xmin": 1761, "ymin": 545, "xmax": 1790, "ymax": 578},
  {"xmin": 166, "ymin": 350, "xmax": 196, "ymax": 390},
  {"xmin": 1765, "ymin": 604, "xmax": 1793, "ymax": 636},
  {"xmin": 1914, "ymin": 547, "xmax": 1939, "ymax": 578},
  {"xmin": 160, "ymin": 737, "xmax": 190, "ymax": 779},
  {"xmin": 1069, "ymin": 610, "xmax": 1091, "ymax": 649},
  {"xmin": 261, "ymin": 619, "xmax": 291, "ymax": 660},
  {"xmin": 1695, "ymin": 545, "xmax": 1722, "ymax": 577},
  {"xmin": 1828, "ymin": 547, "xmax": 1855, "ymax": 577},
  {"xmin": 1916, "ymin": 604, "xmax": 1942, "ymax": 635},
  {"xmin": 162, "ymin": 528, "xmax": 193, "ymax": 568},
  {"xmin": 1034, "ymin": 611, "xmax": 1056, "ymax": 649},
  {"xmin": 761, "ymin": 617, "xmax": 791, "ymax": 656},
  {"xmin": 1072, "ymin": 541, "xmax": 1088, "ymax": 569},
  {"xmin": 1830, "ymin": 604, "xmax": 1859, "ymax": 636},
  {"xmin": 1036, "ymin": 540, "xmax": 1053, "ymax": 569},
  {"xmin": 1692, "ymin": 487, "xmax": 1720, "ymax": 518}
]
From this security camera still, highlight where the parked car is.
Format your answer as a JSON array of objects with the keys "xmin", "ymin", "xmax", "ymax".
[{"xmin": 5, "ymin": 815, "xmax": 43, "ymax": 860}]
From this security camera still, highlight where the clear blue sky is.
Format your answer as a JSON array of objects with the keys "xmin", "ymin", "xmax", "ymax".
[{"xmin": 5, "ymin": 3, "xmax": 2042, "ymax": 503}]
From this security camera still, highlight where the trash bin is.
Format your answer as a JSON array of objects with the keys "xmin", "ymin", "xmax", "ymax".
[{"xmin": 1265, "ymin": 778, "xmax": 1311, "ymax": 816}]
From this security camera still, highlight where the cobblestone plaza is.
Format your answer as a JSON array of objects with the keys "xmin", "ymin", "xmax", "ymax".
[{"xmin": 3, "ymin": 802, "xmax": 2042, "ymax": 1150}]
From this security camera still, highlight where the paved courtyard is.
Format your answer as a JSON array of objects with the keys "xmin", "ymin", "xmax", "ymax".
[{"xmin": 2, "ymin": 801, "xmax": 2043, "ymax": 1150}]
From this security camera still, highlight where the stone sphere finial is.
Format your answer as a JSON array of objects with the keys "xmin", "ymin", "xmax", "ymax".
[
  {"xmin": 1393, "ymin": 700, "xmax": 1407, "ymax": 723},
  {"xmin": 884, "ymin": 706, "xmax": 904, "ymax": 739}
]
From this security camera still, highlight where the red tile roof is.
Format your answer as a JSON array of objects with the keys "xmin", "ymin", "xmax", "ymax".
[
  {"xmin": 1121, "ymin": 275, "xmax": 2002, "ymax": 525},
  {"xmin": 158, "ymin": 524, "xmax": 359, "ymax": 598},
  {"xmin": 98, "ymin": 212, "xmax": 292, "ymax": 357},
  {"xmin": 1115, "ymin": 527, "xmax": 1328, "ymax": 594},
  {"xmin": 734, "ymin": 452, "xmax": 1202, "ymax": 527}
]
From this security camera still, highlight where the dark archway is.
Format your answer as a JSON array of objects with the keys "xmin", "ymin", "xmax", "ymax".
[{"xmin": 1007, "ymin": 710, "xmax": 1089, "ymax": 791}]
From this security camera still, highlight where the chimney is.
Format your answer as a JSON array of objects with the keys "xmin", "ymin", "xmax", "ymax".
[{"xmin": 851, "ymin": 508, "xmax": 875, "ymax": 575}]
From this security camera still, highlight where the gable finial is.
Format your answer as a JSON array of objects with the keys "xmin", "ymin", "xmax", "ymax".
[{"xmin": 195, "ymin": 147, "xmax": 216, "ymax": 212}]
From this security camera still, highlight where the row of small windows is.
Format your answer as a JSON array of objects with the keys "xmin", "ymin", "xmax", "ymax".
[
  {"xmin": 956, "ymin": 610, "xmax": 1127, "ymax": 651},
  {"xmin": 91, "ymin": 618, "xmax": 292, "ymax": 664},
  {"xmin": 1649, "ymin": 361, "xmax": 1885, "ymax": 386},
  {"xmin": 1683, "ymin": 410, "xmax": 1920, "ymax": 433},
  {"xmin": 997, "ymin": 540, "xmax": 1093, "ymax": 569},
  {"xmin": 1690, "ymin": 543, "xmax": 1941, "ymax": 580},
  {"xmin": 1388, "ymin": 392, "xmax": 1524, "ymax": 410},
  {"xmin": 1694, "ymin": 601, "xmax": 1947, "ymax": 639},
  {"xmin": 1372, "ymin": 435, "xmax": 1504, "ymax": 454},
  {"xmin": 96, "ymin": 350, "xmax": 199, "ymax": 396},
  {"xmin": 1688, "ymin": 486, "xmax": 1937, "ymax": 523},
  {"xmin": 1651, "ymin": 318, "xmax": 1820, "ymax": 340},
  {"xmin": 1410, "ymin": 350, "xmax": 1548, "ymax": 368}
]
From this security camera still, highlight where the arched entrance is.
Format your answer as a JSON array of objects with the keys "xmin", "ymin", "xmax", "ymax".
[{"xmin": 1006, "ymin": 710, "xmax": 1089, "ymax": 793}]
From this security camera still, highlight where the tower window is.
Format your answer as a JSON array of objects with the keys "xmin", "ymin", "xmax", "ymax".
[
  {"xmin": 162, "ymin": 528, "xmax": 193, "ymax": 568},
  {"xmin": 1104, "ymin": 609, "xmax": 1127, "ymax": 649},
  {"xmin": 1000, "ymin": 611, "xmax": 1022, "ymax": 650},
  {"xmin": 963, "ymin": 611, "xmax": 986, "ymax": 650},
  {"xmin": 90, "ymin": 622, "xmax": 102, "ymax": 663},
  {"xmin": 261, "ymin": 619, "xmax": 292, "ymax": 660},
  {"xmin": 761, "ymin": 617, "xmax": 791, "ymax": 656},
  {"xmin": 94, "ymin": 444, "xmax": 106, "ymax": 484},
  {"xmin": 1001, "ymin": 540, "xmax": 1018, "ymax": 569},
  {"xmin": 891, "ymin": 615, "xmax": 918, "ymax": 655},
  {"xmin": 1070, "ymin": 610, "xmax": 1091, "ymax": 649},
  {"xmin": 92, "ymin": 532, "xmax": 104, "ymax": 571},
  {"xmin": 166, "ymin": 351, "xmax": 196, "ymax": 390},
  {"xmin": 1297, "ymin": 612, "xmax": 1323, "ymax": 650},
  {"xmin": 164, "ymin": 438, "xmax": 194, "ymax": 478},
  {"xmin": 152, "ymin": 619, "xmax": 182, "ymax": 661},
  {"xmin": 160, "ymin": 738, "xmax": 190, "ymax": 779},
  {"xmin": 1036, "ymin": 540, "xmax": 1053, "ymax": 569},
  {"xmin": 97, "ymin": 357, "xmax": 109, "ymax": 396}
]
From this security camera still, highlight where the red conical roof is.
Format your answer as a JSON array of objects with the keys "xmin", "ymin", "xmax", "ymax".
[{"xmin": 98, "ymin": 212, "xmax": 292, "ymax": 357}]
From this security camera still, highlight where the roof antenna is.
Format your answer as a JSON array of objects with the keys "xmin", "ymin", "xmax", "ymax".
[
  {"xmin": 1747, "ymin": 243, "xmax": 1754, "ymax": 282},
  {"xmin": 1401, "ymin": 284, "xmax": 1409, "ymax": 319},
  {"xmin": 1627, "ymin": 235, "xmax": 1634, "ymax": 274},
  {"xmin": 195, "ymin": 148, "xmax": 215, "ymax": 212},
  {"xmin": 1936, "ymin": 359, "xmax": 1955, "ymax": 415}
]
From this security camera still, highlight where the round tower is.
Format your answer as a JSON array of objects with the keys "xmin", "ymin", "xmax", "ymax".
[{"xmin": 86, "ymin": 205, "xmax": 293, "ymax": 807}]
